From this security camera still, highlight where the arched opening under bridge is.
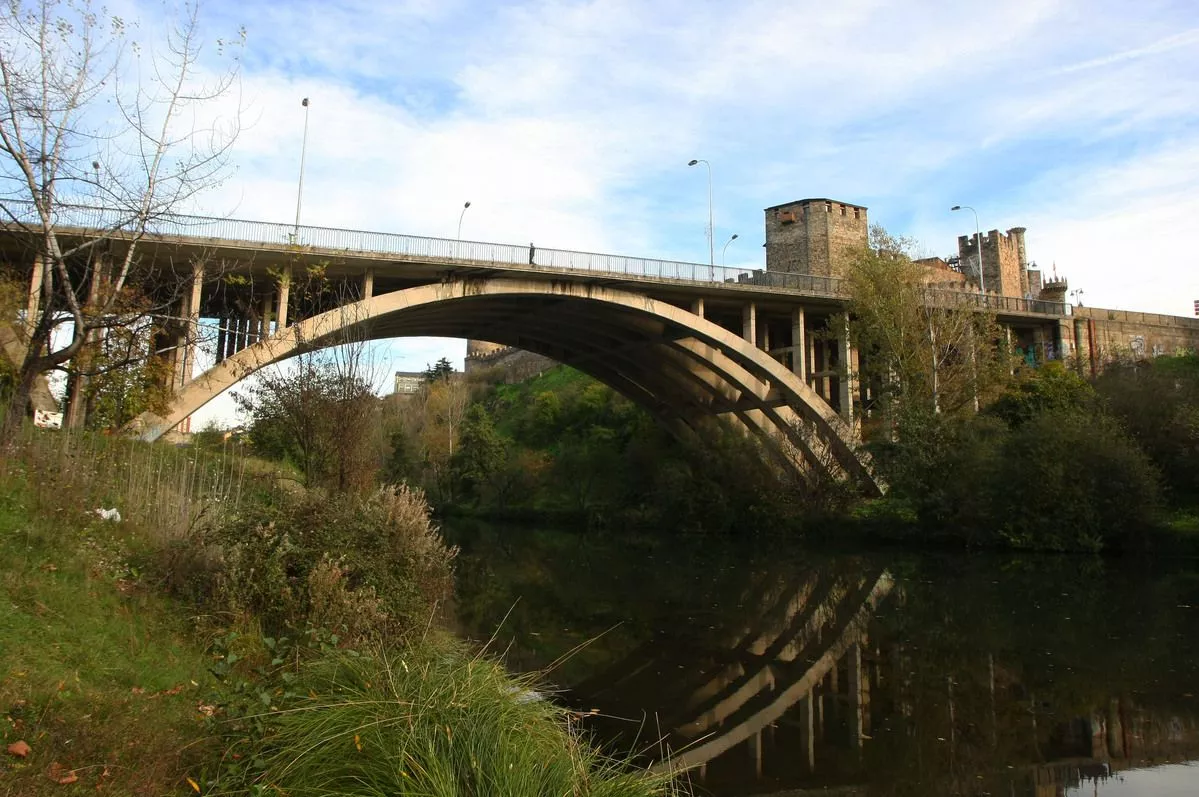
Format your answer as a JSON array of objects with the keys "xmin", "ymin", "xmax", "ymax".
[{"xmin": 130, "ymin": 278, "xmax": 883, "ymax": 496}]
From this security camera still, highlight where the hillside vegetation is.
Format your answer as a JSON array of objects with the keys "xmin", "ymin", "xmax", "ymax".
[{"xmin": 0, "ymin": 427, "xmax": 675, "ymax": 796}]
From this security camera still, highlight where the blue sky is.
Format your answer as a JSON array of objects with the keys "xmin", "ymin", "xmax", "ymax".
[{"xmin": 173, "ymin": 0, "xmax": 1199, "ymax": 423}]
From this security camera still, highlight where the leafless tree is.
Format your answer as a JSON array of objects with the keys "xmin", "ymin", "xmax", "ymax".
[{"xmin": 0, "ymin": 0, "xmax": 243, "ymax": 439}]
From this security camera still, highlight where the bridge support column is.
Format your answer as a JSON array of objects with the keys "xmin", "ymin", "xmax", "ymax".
[
  {"xmin": 758, "ymin": 318, "xmax": 770, "ymax": 353},
  {"xmin": 741, "ymin": 303, "xmax": 757, "ymax": 347},
  {"xmin": 791, "ymin": 308, "xmax": 806, "ymax": 381},
  {"xmin": 815, "ymin": 333, "xmax": 824, "ymax": 395},
  {"xmin": 259, "ymin": 294, "xmax": 273, "ymax": 340},
  {"xmin": 25, "ymin": 253, "xmax": 44, "ymax": 340},
  {"xmin": 175, "ymin": 263, "xmax": 203, "ymax": 388},
  {"xmin": 362, "ymin": 269, "xmax": 375, "ymax": 301},
  {"xmin": 276, "ymin": 267, "xmax": 291, "ymax": 330},
  {"xmin": 690, "ymin": 297, "xmax": 704, "ymax": 319},
  {"xmin": 838, "ymin": 316, "xmax": 856, "ymax": 426}
]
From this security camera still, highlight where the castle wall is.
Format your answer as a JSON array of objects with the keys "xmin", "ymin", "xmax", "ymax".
[
  {"xmin": 465, "ymin": 344, "xmax": 557, "ymax": 383},
  {"xmin": 957, "ymin": 228, "xmax": 1025, "ymax": 298},
  {"xmin": 1072, "ymin": 307, "xmax": 1199, "ymax": 361},
  {"xmin": 765, "ymin": 199, "xmax": 868, "ymax": 277}
]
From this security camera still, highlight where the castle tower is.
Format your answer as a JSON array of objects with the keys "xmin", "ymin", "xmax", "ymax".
[
  {"xmin": 765, "ymin": 198, "xmax": 868, "ymax": 277},
  {"xmin": 956, "ymin": 228, "xmax": 1025, "ymax": 297}
]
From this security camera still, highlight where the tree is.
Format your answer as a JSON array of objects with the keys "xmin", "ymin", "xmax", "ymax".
[
  {"xmin": 0, "ymin": 0, "xmax": 243, "ymax": 439},
  {"xmin": 423, "ymin": 357, "xmax": 454, "ymax": 383},
  {"xmin": 235, "ymin": 334, "xmax": 382, "ymax": 492},
  {"xmin": 451, "ymin": 403, "xmax": 507, "ymax": 502},
  {"xmin": 417, "ymin": 375, "xmax": 470, "ymax": 502},
  {"xmin": 845, "ymin": 225, "xmax": 1011, "ymax": 428}
]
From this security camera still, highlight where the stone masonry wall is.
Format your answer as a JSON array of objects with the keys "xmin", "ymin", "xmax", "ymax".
[
  {"xmin": 1070, "ymin": 307, "xmax": 1199, "ymax": 361},
  {"xmin": 765, "ymin": 199, "xmax": 868, "ymax": 277},
  {"xmin": 958, "ymin": 228, "xmax": 1025, "ymax": 298},
  {"xmin": 464, "ymin": 344, "xmax": 558, "ymax": 383}
]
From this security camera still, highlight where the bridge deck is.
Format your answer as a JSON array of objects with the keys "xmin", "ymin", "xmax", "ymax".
[{"xmin": 0, "ymin": 201, "xmax": 1069, "ymax": 322}]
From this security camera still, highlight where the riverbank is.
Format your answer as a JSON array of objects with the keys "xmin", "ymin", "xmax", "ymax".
[{"xmin": 0, "ymin": 429, "xmax": 674, "ymax": 796}]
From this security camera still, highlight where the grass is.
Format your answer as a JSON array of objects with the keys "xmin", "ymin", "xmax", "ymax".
[
  {"xmin": 0, "ymin": 426, "xmax": 678, "ymax": 797},
  {"xmin": 246, "ymin": 644, "xmax": 677, "ymax": 797},
  {"xmin": 0, "ymin": 467, "xmax": 214, "ymax": 796}
]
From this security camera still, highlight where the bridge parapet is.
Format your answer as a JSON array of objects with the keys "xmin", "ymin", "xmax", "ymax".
[{"xmin": 0, "ymin": 199, "xmax": 1067, "ymax": 316}]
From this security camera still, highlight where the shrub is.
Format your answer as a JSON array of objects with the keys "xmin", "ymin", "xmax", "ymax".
[
  {"xmin": 204, "ymin": 484, "xmax": 457, "ymax": 641},
  {"xmin": 871, "ymin": 409, "xmax": 1006, "ymax": 544},
  {"xmin": 987, "ymin": 361, "xmax": 1096, "ymax": 427},
  {"xmin": 990, "ymin": 412, "xmax": 1161, "ymax": 551},
  {"xmin": 1095, "ymin": 354, "xmax": 1199, "ymax": 498}
]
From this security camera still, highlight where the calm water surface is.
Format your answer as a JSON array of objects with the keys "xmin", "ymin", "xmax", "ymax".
[{"xmin": 444, "ymin": 521, "xmax": 1199, "ymax": 797}]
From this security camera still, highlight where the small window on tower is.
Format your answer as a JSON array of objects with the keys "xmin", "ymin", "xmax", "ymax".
[
  {"xmin": 824, "ymin": 201, "xmax": 832, "ymax": 212},
  {"xmin": 840, "ymin": 205, "xmax": 846, "ymax": 216},
  {"xmin": 854, "ymin": 208, "xmax": 861, "ymax": 220}
]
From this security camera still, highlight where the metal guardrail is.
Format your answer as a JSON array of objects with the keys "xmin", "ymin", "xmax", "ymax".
[{"xmin": 0, "ymin": 199, "xmax": 1067, "ymax": 315}]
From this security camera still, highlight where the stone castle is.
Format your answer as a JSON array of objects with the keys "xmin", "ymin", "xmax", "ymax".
[{"xmin": 464, "ymin": 197, "xmax": 1199, "ymax": 379}]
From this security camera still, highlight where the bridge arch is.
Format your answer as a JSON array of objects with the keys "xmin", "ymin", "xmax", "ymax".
[{"xmin": 133, "ymin": 278, "xmax": 882, "ymax": 495}]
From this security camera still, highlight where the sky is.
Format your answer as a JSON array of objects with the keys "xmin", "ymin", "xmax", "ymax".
[{"xmin": 138, "ymin": 0, "xmax": 1199, "ymax": 425}]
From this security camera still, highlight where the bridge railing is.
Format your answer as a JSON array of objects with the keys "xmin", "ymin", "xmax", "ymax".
[
  {"xmin": 1, "ymin": 199, "xmax": 1064, "ymax": 314},
  {"xmin": 922, "ymin": 286, "xmax": 1069, "ymax": 316}
]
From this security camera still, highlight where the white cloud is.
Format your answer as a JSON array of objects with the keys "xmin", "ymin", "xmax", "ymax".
[{"xmin": 127, "ymin": 0, "xmax": 1199, "ymax": 428}]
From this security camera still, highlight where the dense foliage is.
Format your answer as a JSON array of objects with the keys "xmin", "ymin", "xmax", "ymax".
[
  {"xmin": 384, "ymin": 366, "xmax": 840, "ymax": 532},
  {"xmin": 871, "ymin": 361, "xmax": 1173, "ymax": 551}
]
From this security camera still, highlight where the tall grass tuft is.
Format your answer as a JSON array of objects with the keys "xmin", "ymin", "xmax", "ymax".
[
  {"xmin": 6, "ymin": 424, "xmax": 250, "ymax": 542},
  {"xmin": 251, "ymin": 642, "xmax": 677, "ymax": 797}
]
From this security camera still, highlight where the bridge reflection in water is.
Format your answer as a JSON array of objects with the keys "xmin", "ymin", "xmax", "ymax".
[
  {"xmin": 569, "ymin": 567, "xmax": 892, "ymax": 782},
  {"xmin": 447, "ymin": 526, "xmax": 1199, "ymax": 797}
]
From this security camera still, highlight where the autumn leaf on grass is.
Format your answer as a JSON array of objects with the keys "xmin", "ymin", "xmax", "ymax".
[
  {"xmin": 187, "ymin": 776, "xmax": 201, "ymax": 792},
  {"xmin": 6, "ymin": 740, "xmax": 31, "ymax": 758},
  {"xmin": 47, "ymin": 761, "xmax": 78, "ymax": 785}
]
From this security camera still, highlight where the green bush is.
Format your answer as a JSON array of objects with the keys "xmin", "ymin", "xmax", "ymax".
[
  {"xmin": 987, "ymin": 361, "xmax": 1096, "ymax": 427},
  {"xmin": 990, "ymin": 411, "xmax": 1161, "ymax": 551},
  {"xmin": 870, "ymin": 409, "xmax": 1006, "ymax": 544},
  {"xmin": 876, "ymin": 402, "xmax": 1161, "ymax": 551},
  {"xmin": 203, "ymin": 485, "xmax": 457, "ymax": 640},
  {"xmin": 1095, "ymin": 354, "xmax": 1199, "ymax": 498}
]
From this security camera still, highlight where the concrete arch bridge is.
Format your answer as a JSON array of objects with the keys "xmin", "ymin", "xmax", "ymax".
[
  {"xmin": 0, "ymin": 204, "xmax": 1071, "ymax": 494},
  {"xmin": 136, "ymin": 276, "xmax": 881, "ymax": 494}
]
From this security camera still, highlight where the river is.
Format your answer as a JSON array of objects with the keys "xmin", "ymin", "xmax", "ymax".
[{"xmin": 444, "ymin": 520, "xmax": 1199, "ymax": 797}]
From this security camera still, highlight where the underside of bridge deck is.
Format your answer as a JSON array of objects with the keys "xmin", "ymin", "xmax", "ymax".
[{"xmin": 128, "ymin": 278, "xmax": 885, "ymax": 496}]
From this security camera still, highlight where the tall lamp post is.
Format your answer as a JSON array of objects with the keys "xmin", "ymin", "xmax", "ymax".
[
  {"xmin": 721, "ymin": 233, "xmax": 739, "ymax": 267},
  {"xmin": 457, "ymin": 201, "xmax": 471, "ymax": 240},
  {"xmin": 688, "ymin": 159, "xmax": 714, "ymax": 271},
  {"xmin": 292, "ymin": 97, "xmax": 311, "ymax": 244},
  {"xmin": 950, "ymin": 205, "xmax": 984, "ymax": 296}
]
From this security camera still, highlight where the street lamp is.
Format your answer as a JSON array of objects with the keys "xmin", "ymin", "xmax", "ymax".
[
  {"xmin": 721, "ymin": 233, "xmax": 739, "ymax": 267},
  {"xmin": 1070, "ymin": 289, "xmax": 1084, "ymax": 307},
  {"xmin": 292, "ymin": 97, "xmax": 311, "ymax": 244},
  {"xmin": 457, "ymin": 201, "xmax": 471, "ymax": 240},
  {"xmin": 688, "ymin": 159, "xmax": 714, "ymax": 269},
  {"xmin": 950, "ymin": 205, "xmax": 984, "ymax": 296}
]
